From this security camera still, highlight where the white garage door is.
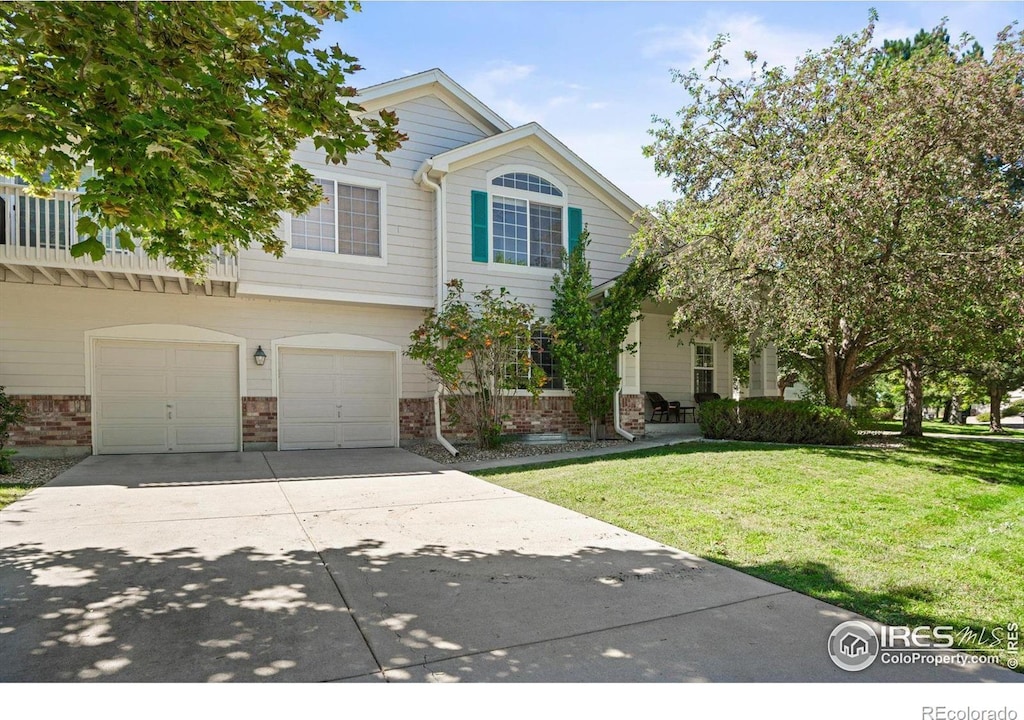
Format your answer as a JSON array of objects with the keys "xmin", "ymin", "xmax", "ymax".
[
  {"xmin": 278, "ymin": 348, "xmax": 397, "ymax": 450},
  {"xmin": 93, "ymin": 340, "xmax": 240, "ymax": 454}
]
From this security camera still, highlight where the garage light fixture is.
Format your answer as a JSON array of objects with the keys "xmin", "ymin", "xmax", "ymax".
[{"xmin": 253, "ymin": 345, "xmax": 267, "ymax": 367}]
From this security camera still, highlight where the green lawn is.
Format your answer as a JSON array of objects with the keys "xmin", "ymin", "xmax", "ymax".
[
  {"xmin": 860, "ymin": 419, "xmax": 1024, "ymax": 436},
  {"xmin": 477, "ymin": 437, "xmax": 1024, "ymax": 668},
  {"xmin": 0, "ymin": 483, "xmax": 36, "ymax": 510}
]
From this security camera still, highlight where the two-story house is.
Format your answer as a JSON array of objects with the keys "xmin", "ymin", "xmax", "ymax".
[{"xmin": 0, "ymin": 69, "xmax": 777, "ymax": 456}]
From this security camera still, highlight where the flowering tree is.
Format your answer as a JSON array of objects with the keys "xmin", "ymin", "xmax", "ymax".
[
  {"xmin": 407, "ymin": 280, "xmax": 546, "ymax": 448},
  {"xmin": 634, "ymin": 14, "xmax": 1024, "ymax": 436}
]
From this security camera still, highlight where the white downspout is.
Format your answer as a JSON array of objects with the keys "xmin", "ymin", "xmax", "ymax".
[
  {"xmin": 416, "ymin": 160, "xmax": 458, "ymax": 457},
  {"xmin": 611, "ymin": 295, "xmax": 635, "ymax": 442},
  {"xmin": 614, "ymin": 352, "xmax": 635, "ymax": 442}
]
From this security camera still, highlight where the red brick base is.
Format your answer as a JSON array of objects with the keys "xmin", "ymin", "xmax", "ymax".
[
  {"xmin": 242, "ymin": 397, "xmax": 277, "ymax": 444},
  {"xmin": 399, "ymin": 394, "xmax": 645, "ymax": 441},
  {"xmin": 7, "ymin": 395, "xmax": 92, "ymax": 447},
  {"xmin": 7, "ymin": 393, "xmax": 644, "ymax": 450}
]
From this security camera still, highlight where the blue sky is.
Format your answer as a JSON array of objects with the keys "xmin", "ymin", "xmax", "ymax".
[{"xmin": 323, "ymin": 1, "xmax": 1022, "ymax": 205}]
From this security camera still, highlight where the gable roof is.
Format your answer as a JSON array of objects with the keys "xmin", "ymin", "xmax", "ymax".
[
  {"xmin": 356, "ymin": 68, "xmax": 512, "ymax": 137},
  {"xmin": 415, "ymin": 122, "xmax": 642, "ymax": 224}
]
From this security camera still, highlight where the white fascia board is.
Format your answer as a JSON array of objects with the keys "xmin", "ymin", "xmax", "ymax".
[
  {"xmin": 355, "ymin": 68, "xmax": 511, "ymax": 136},
  {"xmin": 423, "ymin": 123, "xmax": 642, "ymax": 224},
  {"xmin": 236, "ymin": 282, "xmax": 434, "ymax": 309}
]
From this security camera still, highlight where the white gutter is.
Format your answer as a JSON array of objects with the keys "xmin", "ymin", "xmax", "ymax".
[{"xmin": 415, "ymin": 159, "xmax": 458, "ymax": 456}]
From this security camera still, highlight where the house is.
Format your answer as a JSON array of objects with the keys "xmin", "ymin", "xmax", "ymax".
[{"xmin": 0, "ymin": 69, "xmax": 777, "ymax": 455}]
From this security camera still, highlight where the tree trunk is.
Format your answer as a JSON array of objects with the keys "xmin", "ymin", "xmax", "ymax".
[
  {"xmin": 948, "ymin": 394, "xmax": 962, "ymax": 425},
  {"xmin": 590, "ymin": 417, "xmax": 599, "ymax": 443},
  {"xmin": 941, "ymin": 399, "xmax": 952, "ymax": 424},
  {"xmin": 988, "ymin": 384, "xmax": 1004, "ymax": 434},
  {"xmin": 901, "ymin": 359, "xmax": 924, "ymax": 437}
]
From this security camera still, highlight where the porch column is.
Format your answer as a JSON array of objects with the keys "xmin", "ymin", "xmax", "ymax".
[
  {"xmin": 748, "ymin": 343, "xmax": 778, "ymax": 398},
  {"xmin": 619, "ymin": 317, "xmax": 641, "ymax": 394}
]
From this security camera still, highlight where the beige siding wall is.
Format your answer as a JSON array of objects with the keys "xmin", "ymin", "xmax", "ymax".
[
  {"xmin": 639, "ymin": 313, "xmax": 732, "ymax": 405},
  {"xmin": 0, "ymin": 282, "xmax": 433, "ymax": 398},
  {"xmin": 238, "ymin": 95, "xmax": 489, "ymax": 306},
  {"xmin": 444, "ymin": 146, "xmax": 635, "ymax": 316}
]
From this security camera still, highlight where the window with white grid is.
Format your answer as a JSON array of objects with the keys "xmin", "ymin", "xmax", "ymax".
[
  {"xmin": 492, "ymin": 195, "xmax": 563, "ymax": 269},
  {"xmin": 694, "ymin": 343, "xmax": 715, "ymax": 395},
  {"xmin": 492, "ymin": 172, "xmax": 563, "ymax": 197},
  {"xmin": 290, "ymin": 178, "xmax": 382, "ymax": 258}
]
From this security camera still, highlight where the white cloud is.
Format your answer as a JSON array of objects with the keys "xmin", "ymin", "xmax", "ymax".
[{"xmin": 640, "ymin": 13, "xmax": 835, "ymax": 78}]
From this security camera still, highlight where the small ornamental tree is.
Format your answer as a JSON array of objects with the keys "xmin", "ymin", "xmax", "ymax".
[
  {"xmin": 407, "ymin": 280, "xmax": 546, "ymax": 449},
  {"xmin": 550, "ymin": 230, "xmax": 659, "ymax": 441}
]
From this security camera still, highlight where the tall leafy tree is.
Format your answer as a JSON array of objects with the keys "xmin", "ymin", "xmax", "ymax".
[
  {"xmin": 549, "ymin": 230, "xmax": 657, "ymax": 441},
  {"xmin": 0, "ymin": 1, "xmax": 404, "ymax": 276},
  {"xmin": 634, "ymin": 14, "xmax": 1024, "ymax": 437}
]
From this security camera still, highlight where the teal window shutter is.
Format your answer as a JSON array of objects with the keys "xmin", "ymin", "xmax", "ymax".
[
  {"xmin": 471, "ymin": 190, "xmax": 489, "ymax": 263},
  {"xmin": 567, "ymin": 206, "xmax": 583, "ymax": 255}
]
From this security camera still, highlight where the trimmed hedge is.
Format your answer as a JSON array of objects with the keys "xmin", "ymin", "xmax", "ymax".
[
  {"xmin": 869, "ymin": 407, "xmax": 897, "ymax": 421},
  {"xmin": 699, "ymin": 398, "xmax": 858, "ymax": 446}
]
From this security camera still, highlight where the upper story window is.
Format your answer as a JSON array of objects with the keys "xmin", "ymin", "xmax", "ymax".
[
  {"xmin": 694, "ymin": 343, "xmax": 715, "ymax": 395},
  {"xmin": 291, "ymin": 177, "xmax": 383, "ymax": 258},
  {"xmin": 491, "ymin": 172, "xmax": 563, "ymax": 197},
  {"xmin": 489, "ymin": 170, "xmax": 565, "ymax": 270}
]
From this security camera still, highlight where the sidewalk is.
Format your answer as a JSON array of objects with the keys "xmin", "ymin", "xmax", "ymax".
[{"xmin": 453, "ymin": 434, "xmax": 702, "ymax": 472}]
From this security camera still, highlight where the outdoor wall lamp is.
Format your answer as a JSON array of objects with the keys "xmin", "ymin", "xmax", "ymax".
[{"xmin": 253, "ymin": 345, "xmax": 267, "ymax": 367}]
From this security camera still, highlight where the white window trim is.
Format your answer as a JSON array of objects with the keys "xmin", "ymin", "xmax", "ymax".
[
  {"xmin": 692, "ymin": 341, "xmax": 716, "ymax": 396},
  {"xmin": 485, "ymin": 165, "xmax": 567, "ymax": 275},
  {"xmin": 284, "ymin": 171, "xmax": 388, "ymax": 267}
]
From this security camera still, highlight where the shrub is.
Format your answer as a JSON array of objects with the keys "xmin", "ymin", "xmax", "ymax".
[
  {"xmin": 869, "ymin": 407, "xmax": 896, "ymax": 421},
  {"xmin": 0, "ymin": 386, "xmax": 27, "ymax": 474},
  {"xmin": 699, "ymin": 398, "xmax": 858, "ymax": 446},
  {"xmin": 1003, "ymin": 400, "xmax": 1024, "ymax": 418},
  {"xmin": 976, "ymin": 411, "xmax": 991, "ymax": 423}
]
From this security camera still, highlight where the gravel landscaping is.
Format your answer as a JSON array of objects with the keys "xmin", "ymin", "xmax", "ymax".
[
  {"xmin": 1, "ymin": 455, "xmax": 84, "ymax": 487},
  {"xmin": 406, "ymin": 438, "xmax": 628, "ymax": 464}
]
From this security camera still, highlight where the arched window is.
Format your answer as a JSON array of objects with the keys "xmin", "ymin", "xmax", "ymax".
[{"xmin": 488, "ymin": 170, "xmax": 565, "ymax": 269}]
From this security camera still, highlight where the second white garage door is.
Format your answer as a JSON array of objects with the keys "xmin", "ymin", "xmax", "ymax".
[{"xmin": 278, "ymin": 348, "xmax": 397, "ymax": 450}]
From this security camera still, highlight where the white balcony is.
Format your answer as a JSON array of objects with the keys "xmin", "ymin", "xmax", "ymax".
[{"xmin": 0, "ymin": 182, "xmax": 237, "ymax": 295}]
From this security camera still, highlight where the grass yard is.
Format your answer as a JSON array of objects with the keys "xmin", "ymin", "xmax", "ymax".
[
  {"xmin": 0, "ymin": 483, "xmax": 36, "ymax": 510},
  {"xmin": 861, "ymin": 419, "xmax": 1024, "ymax": 437},
  {"xmin": 477, "ymin": 436, "xmax": 1024, "ymax": 669}
]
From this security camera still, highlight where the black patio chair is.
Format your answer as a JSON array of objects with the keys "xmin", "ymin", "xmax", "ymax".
[{"xmin": 645, "ymin": 391, "xmax": 681, "ymax": 423}]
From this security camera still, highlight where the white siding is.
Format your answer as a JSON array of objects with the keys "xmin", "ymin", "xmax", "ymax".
[
  {"xmin": 444, "ymin": 146, "xmax": 635, "ymax": 316},
  {"xmin": 639, "ymin": 314, "xmax": 731, "ymax": 406},
  {"xmin": 238, "ymin": 95, "xmax": 490, "ymax": 306},
  {"xmin": 0, "ymin": 282, "xmax": 433, "ymax": 398}
]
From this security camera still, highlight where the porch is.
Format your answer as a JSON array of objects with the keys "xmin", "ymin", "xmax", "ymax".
[
  {"xmin": 0, "ymin": 180, "xmax": 237, "ymax": 295},
  {"xmin": 629, "ymin": 302, "xmax": 778, "ymax": 424}
]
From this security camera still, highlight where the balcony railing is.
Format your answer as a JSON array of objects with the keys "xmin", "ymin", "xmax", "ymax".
[{"xmin": 0, "ymin": 181, "xmax": 237, "ymax": 293}]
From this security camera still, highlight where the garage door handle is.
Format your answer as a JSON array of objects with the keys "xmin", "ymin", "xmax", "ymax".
[{"xmin": 167, "ymin": 403, "xmax": 175, "ymax": 420}]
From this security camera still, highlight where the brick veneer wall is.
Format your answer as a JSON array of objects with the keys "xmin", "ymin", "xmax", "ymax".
[
  {"xmin": 242, "ymin": 397, "xmax": 277, "ymax": 444},
  {"xmin": 7, "ymin": 395, "xmax": 92, "ymax": 447},
  {"xmin": 399, "ymin": 394, "xmax": 645, "ymax": 441}
]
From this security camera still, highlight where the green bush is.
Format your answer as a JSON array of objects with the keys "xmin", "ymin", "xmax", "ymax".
[
  {"xmin": 0, "ymin": 386, "xmax": 27, "ymax": 474},
  {"xmin": 976, "ymin": 411, "xmax": 991, "ymax": 423},
  {"xmin": 869, "ymin": 407, "xmax": 896, "ymax": 421},
  {"xmin": 1003, "ymin": 400, "xmax": 1024, "ymax": 417},
  {"xmin": 699, "ymin": 398, "xmax": 858, "ymax": 446}
]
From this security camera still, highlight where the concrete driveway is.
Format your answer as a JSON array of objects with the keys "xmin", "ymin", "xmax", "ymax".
[{"xmin": 0, "ymin": 448, "xmax": 1018, "ymax": 683}]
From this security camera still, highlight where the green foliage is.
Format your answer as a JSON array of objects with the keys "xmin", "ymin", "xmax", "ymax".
[
  {"xmin": 0, "ymin": 386, "xmax": 26, "ymax": 474},
  {"xmin": 699, "ymin": 398, "xmax": 857, "ymax": 446},
  {"xmin": 1004, "ymin": 400, "xmax": 1024, "ymax": 418},
  {"xmin": 976, "ymin": 411, "xmax": 991, "ymax": 423},
  {"xmin": 0, "ymin": 1, "xmax": 405, "ymax": 276},
  {"xmin": 869, "ymin": 407, "xmax": 897, "ymax": 421},
  {"xmin": 549, "ymin": 230, "xmax": 659, "ymax": 440},
  {"xmin": 635, "ymin": 14, "xmax": 1024, "ymax": 409},
  {"xmin": 406, "ymin": 280, "xmax": 545, "ymax": 449}
]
